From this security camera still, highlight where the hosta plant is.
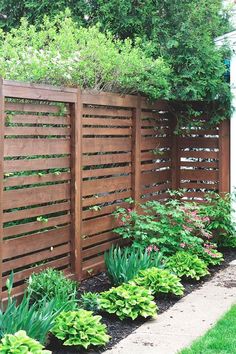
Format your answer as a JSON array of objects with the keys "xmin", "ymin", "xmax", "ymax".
[
  {"xmin": 131, "ymin": 267, "xmax": 184, "ymax": 296},
  {"xmin": 195, "ymin": 243, "xmax": 224, "ymax": 266},
  {"xmin": 27, "ymin": 268, "xmax": 78, "ymax": 311},
  {"xmin": 0, "ymin": 330, "xmax": 51, "ymax": 354},
  {"xmin": 51, "ymin": 310, "xmax": 109, "ymax": 349},
  {"xmin": 166, "ymin": 252, "xmax": 209, "ymax": 281},
  {"xmin": 100, "ymin": 283, "xmax": 157, "ymax": 320},
  {"xmin": 79, "ymin": 292, "xmax": 100, "ymax": 312},
  {"xmin": 105, "ymin": 245, "xmax": 163, "ymax": 285}
]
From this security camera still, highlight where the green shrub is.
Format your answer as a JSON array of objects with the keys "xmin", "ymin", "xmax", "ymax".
[
  {"xmin": 0, "ymin": 274, "xmax": 63, "ymax": 345},
  {"xmin": 131, "ymin": 267, "xmax": 184, "ymax": 296},
  {"xmin": 165, "ymin": 252, "xmax": 209, "ymax": 280},
  {"xmin": 0, "ymin": 330, "xmax": 51, "ymax": 354},
  {"xmin": 105, "ymin": 245, "xmax": 163, "ymax": 285},
  {"xmin": 27, "ymin": 268, "xmax": 78, "ymax": 311},
  {"xmin": 100, "ymin": 283, "xmax": 157, "ymax": 320},
  {"xmin": 0, "ymin": 12, "xmax": 171, "ymax": 100},
  {"xmin": 51, "ymin": 310, "xmax": 110, "ymax": 349},
  {"xmin": 194, "ymin": 243, "xmax": 224, "ymax": 266},
  {"xmin": 79, "ymin": 292, "xmax": 100, "ymax": 312}
]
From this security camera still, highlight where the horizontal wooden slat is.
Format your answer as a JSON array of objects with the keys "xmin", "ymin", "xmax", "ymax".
[
  {"xmin": 4, "ymin": 139, "xmax": 70, "ymax": 157},
  {"xmin": 180, "ymin": 182, "xmax": 218, "ymax": 189},
  {"xmin": 3, "ymin": 226, "xmax": 70, "ymax": 259},
  {"xmin": 82, "ymin": 214, "xmax": 118, "ymax": 236},
  {"xmin": 82, "ymin": 166, "xmax": 131, "ymax": 179},
  {"xmin": 4, "ymin": 157, "xmax": 70, "ymax": 173},
  {"xmin": 4, "ymin": 172, "xmax": 71, "ymax": 187},
  {"xmin": 83, "ymin": 117, "xmax": 132, "ymax": 127},
  {"xmin": 83, "ymin": 176, "xmax": 131, "ymax": 196},
  {"xmin": 83, "ymin": 138, "xmax": 131, "ymax": 153},
  {"xmin": 180, "ymin": 151, "xmax": 219, "ymax": 159},
  {"xmin": 5, "ymin": 114, "xmax": 70, "ymax": 125},
  {"xmin": 141, "ymin": 182, "xmax": 171, "ymax": 193},
  {"xmin": 180, "ymin": 161, "xmax": 218, "ymax": 168},
  {"xmin": 82, "ymin": 92, "xmax": 137, "ymax": 107},
  {"xmin": 141, "ymin": 137, "xmax": 171, "ymax": 150},
  {"xmin": 179, "ymin": 137, "xmax": 218, "ymax": 149},
  {"xmin": 82, "ymin": 152, "xmax": 131, "ymax": 166},
  {"xmin": 3, "ymin": 184, "xmax": 70, "ymax": 209},
  {"xmin": 5, "ymin": 102, "xmax": 68, "ymax": 114},
  {"xmin": 2, "ymin": 256, "xmax": 70, "ymax": 286},
  {"xmin": 3, "ymin": 201, "xmax": 71, "ymax": 223},
  {"xmin": 82, "ymin": 190, "xmax": 131, "ymax": 208},
  {"xmin": 83, "ymin": 201, "xmax": 128, "ymax": 220},
  {"xmin": 83, "ymin": 231, "xmax": 117, "ymax": 248},
  {"xmin": 83, "ymin": 127, "xmax": 131, "ymax": 136},
  {"xmin": 180, "ymin": 170, "xmax": 219, "ymax": 180},
  {"xmin": 3, "ymin": 214, "xmax": 70, "ymax": 238},
  {"xmin": 141, "ymin": 162, "xmax": 171, "ymax": 171},
  {"xmin": 141, "ymin": 170, "xmax": 171, "ymax": 185},
  {"xmin": 82, "ymin": 238, "xmax": 121, "ymax": 259},
  {"xmin": 5, "ymin": 127, "xmax": 71, "ymax": 136},
  {"xmin": 2, "ymin": 243, "xmax": 70, "ymax": 273},
  {"xmin": 82, "ymin": 255, "xmax": 105, "ymax": 278},
  {"xmin": 141, "ymin": 150, "xmax": 171, "ymax": 161},
  {"xmin": 83, "ymin": 107, "xmax": 132, "ymax": 117}
]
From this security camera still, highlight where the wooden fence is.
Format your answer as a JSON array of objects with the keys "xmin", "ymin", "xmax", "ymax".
[{"xmin": 0, "ymin": 79, "xmax": 230, "ymax": 299}]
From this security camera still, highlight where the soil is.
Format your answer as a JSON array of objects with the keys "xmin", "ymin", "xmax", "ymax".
[{"xmin": 47, "ymin": 248, "xmax": 236, "ymax": 354}]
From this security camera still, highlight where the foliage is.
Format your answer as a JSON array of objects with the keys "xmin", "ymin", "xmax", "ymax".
[
  {"xmin": 27, "ymin": 268, "xmax": 78, "ymax": 311},
  {"xmin": 104, "ymin": 245, "xmax": 163, "ymax": 286},
  {"xmin": 99, "ymin": 283, "xmax": 157, "ymax": 320},
  {"xmin": 113, "ymin": 198, "xmax": 212, "ymax": 256},
  {"xmin": 0, "ymin": 274, "xmax": 63, "ymax": 345},
  {"xmin": 193, "ymin": 242, "xmax": 224, "ymax": 266},
  {"xmin": 179, "ymin": 305, "xmax": 236, "ymax": 354},
  {"xmin": 199, "ymin": 192, "xmax": 236, "ymax": 247},
  {"xmin": 0, "ymin": 13, "xmax": 171, "ymax": 99},
  {"xmin": 0, "ymin": 330, "xmax": 51, "ymax": 354},
  {"xmin": 79, "ymin": 292, "xmax": 100, "ymax": 312},
  {"xmin": 130, "ymin": 267, "xmax": 184, "ymax": 296},
  {"xmin": 165, "ymin": 252, "xmax": 209, "ymax": 281},
  {"xmin": 51, "ymin": 310, "xmax": 109, "ymax": 349}
]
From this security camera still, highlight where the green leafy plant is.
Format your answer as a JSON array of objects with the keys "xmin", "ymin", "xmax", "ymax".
[
  {"xmin": 79, "ymin": 292, "xmax": 100, "ymax": 312},
  {"xmin": 131, "ymin": 267, "xmax": 184, "ymax": 296},
  {"xmin": 100, "ymin": 283, "xmax": 158, "ymax": 320},
  {"xmin": 51, "ymin": 310, "xmax": 110, "ymax": 349},
  {"xmin": 193, "ymin": 242, "xmax": 224, "ymax": 266},
  {"xmin": 27, "ymin": 268, "xmax": 78, "ymax": 311},
  {"xmin": 165, "ymin": 252, "xmax": 209, "ymax": 281},
  {"xmin": 105, "ymin": 245, "xmax": 163, "ymax": 285},
  {"xmin": 0, "ymin": 330, "xmax": 51, "ymax": 354},
  {"xmin": 0, "ymin": 273, "xmax": 63, "ymax": 345}
]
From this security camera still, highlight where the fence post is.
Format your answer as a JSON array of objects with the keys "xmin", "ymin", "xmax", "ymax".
[
  {"xmin": 131, "ymin": 96, "xmax": 142, "ymax": 205},
  {"xmin": 0, "ymin": 79, "xmax": 4, "ymax": 299},
  {"xmin": 170, "ymin": 114, "xmax": 180, "ymax": 190},
  {"xmin": 70, "ymin": 88, "xmax": 83, "ymax": 280},
  {"xmin": 219, "ymin": 119, "xmax": 230, "ymax": 194}
]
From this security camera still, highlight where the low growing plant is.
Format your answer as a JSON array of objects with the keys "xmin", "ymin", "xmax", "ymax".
[
  {"xmin": 0, "ymin": 330, "xmax": 51, "ymax": 354},
  {"xmin": 27, "ymin": 268, "xmax": 78, "ymax": 311},
  {"xmin": 105, "ymin": 245, "xmax": 163, "ymax": 285},
  {"xmin": 100, "ymin": 283, "xmax": 157, "ymax": 320},
  {"xmin": 131, "ymin": 267, "xmax": 184, "ymax": 296},
  {"xmin": 79, "ymin": 292, "xmax": 100, "ymax": 312},
  {"xmin": 193, "ymin": 242, "xmax": 224, "ymax": 266},
  {"xmin": 51, "ymin": 310, "xmax": 110, "ymax": 349},
  {"xmin": 0, "ymin": 273, "xmax": 63, "ymax": 345},
  {"xmin": 165, "ymin": 251, "xmax": 209, "ymax": 281}
]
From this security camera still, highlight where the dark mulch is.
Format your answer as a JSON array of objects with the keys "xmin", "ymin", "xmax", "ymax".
[{"xmin": 47, "ymin": 248, "xmax": 236, "ymax": 354}]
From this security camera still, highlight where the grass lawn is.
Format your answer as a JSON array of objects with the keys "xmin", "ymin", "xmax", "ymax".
[{"xmin": 179, "ymin": 304, "xmax": 236, "ymax": 354}]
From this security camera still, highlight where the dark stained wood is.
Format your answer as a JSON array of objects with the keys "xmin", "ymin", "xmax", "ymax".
[
  {"xmin": 70, "ymin": 89, "xmax": 83, "ymax": 280},
  {"xmin": 82, "ymin": 152, "xmax": 131, "ymax": 166},
  {"xmin": 219, "ymin": 119, "xmax": 230, "ymax": 194},
  {"xmin": 132, "ymin": 97, "xmax": 142, "ymax": 204},
  {"xmin": 82, "ymin": 175, "xmax": 131, "ymax": 196},
  {"xmin": 4, "ymin": 172, "xmax": 71, "ymax": 188},
  {"xmin": 5, "ymin": 126, "xmax": 71, "ymax": 136},
  {"xmin": 83, "ymin": 137, "xmax": 131, "ymax": 153},
  {"xmin": 4, "ymin": 157, "xmax": 70, "ymax": 173},
  {"xmin": 170, "ymin": 116, "xmax": 180, "ymax": 190}
]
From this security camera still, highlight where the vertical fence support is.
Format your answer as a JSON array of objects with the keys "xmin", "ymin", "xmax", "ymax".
[
  {"xmin": 0, "ymin": 79, "xmax": 4, "ymax": 299},
  {"xmin": 219, "ymin": 119, "xmax": 230, "ymax": 194},
  {"xmin": 70, "ymin": 89, "xmax": 83, "ymax": 280},
  {"xmin": 131, "ymin": 96, "xmax": 142, "ymax": 206},
  {"xmin": 170, "ymin": 114, "xmax": 180, "ymax": 190}
]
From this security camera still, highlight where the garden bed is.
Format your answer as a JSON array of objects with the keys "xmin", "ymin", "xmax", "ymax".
[{"xmin": 48, "ymin": 248, "xmax": 236, "ymax": 354}]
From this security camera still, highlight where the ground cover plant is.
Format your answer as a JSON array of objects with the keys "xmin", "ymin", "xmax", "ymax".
[
  {"xmin": 105, "ymin": 245, "xmax": 163, "ymax": 286},
  {"xmin": 179, "ymin": 304, "xmax": 236, "ymax": 354},
  {"xmin": 165, "ymin": 252, "xmax": 209, "ymax": 281},
  {"xmin": 27, "ymin": 268, "xmax": 78, "ymax": 311},
  {"xmin": 99, "ymin": 283, "xmax": 157, "ymax": 320},
  {"xmin": 130, "ymin": 267, "xmax": 184, "ymax": 297},
  {"xmin": 79, "ymin": 292, "xmax": 100, "ymax": 312},
  {"xmin": 51, "ymin": 309, "xmax": 110, "ymax": 349},
  {"xmin": 0, "ymin": 330, "xmax": 51, "ymax": 354}
]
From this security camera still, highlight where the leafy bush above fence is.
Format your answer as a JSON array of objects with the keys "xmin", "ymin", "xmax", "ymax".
[{"xmin": 0, "ymin": 12, "xmax": 171, "ymax": 99}]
